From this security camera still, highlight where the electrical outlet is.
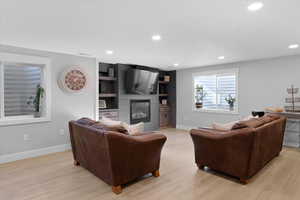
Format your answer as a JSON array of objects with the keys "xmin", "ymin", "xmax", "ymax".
[
  {"xmin": 59, "ymin": 129, "xmax": 65, "ymax": 135},
  {"xmin": 24, "ymin": 134, "xmax": 30, "ymax": 141}
]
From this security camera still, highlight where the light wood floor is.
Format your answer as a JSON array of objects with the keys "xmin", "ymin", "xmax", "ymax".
[{"xmin": 1, "ymin": 129, "xmax": 300, "ymax": 200}]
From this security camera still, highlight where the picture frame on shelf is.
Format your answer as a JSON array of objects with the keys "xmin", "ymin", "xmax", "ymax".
[{"xmin": 99, "ymin": 100, "xmax": 107, "ymax": 109}]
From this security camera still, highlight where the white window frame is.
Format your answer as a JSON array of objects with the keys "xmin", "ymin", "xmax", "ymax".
[
  {"xmin": 0, "ymin": 53, "xmax": 51, "ymax": 126},
  {"xmin": 192, "ymin": 68, "xmax": 239, "ymax": 114}
]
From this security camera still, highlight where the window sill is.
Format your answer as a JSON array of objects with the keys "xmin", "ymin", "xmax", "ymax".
[
  {"xmin": 193, "ymin": 108, "xmax": 239, "ymax": 115},
  {"xmin": 0, "ymin": 116, "xmax": 51, "ymax": 127}
]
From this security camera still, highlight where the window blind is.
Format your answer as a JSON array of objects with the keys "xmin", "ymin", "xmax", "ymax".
[
  {"xmin": 194, "ymin": 73, "xmax": 236, "ymax": 111},
  {"xmin": 4, "ymin": 64, "xmax": 41, "ymax": 117}
]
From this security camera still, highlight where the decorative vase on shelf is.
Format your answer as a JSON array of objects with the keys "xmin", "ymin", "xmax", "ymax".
[
  {"xmin": 34, "ymin": 111, "xmax": 41, "ymax": 118},
  {"xmin": 229, "ymin": 104, "xmax": 234, "ymax": 111}
]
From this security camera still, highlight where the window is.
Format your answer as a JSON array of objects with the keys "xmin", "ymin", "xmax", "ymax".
[
  {"xmin": 0, "ymin": 53, "xmax": 51, "ymax": 125},
  {"xmin": 193, "ymin": 69, "xmax": 238, "ymax": 113}
]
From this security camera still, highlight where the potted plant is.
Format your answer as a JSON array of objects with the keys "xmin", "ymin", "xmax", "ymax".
[
  {"xmin": 225, "ymin": 94, "xmax": 236, "ymax": 111},
  {"xmin": 27, "ymin": 84, "xmax": 45, "ymax": 118},
  {"xmin": 195, "ymin": 84, "xmax": 206, "ymax": 109}
]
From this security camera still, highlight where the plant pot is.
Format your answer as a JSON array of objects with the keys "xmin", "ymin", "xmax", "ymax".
[
  {"xmin": 229, "ymin": 104, "xmax": 234, "ymax": 111},
  {"xmin": 34, "ymin": 111, "xmax": 41, "ymax": 118},
  {"xmin": 195, "ymin": 102, "xmax": 203, "ymax": 109}
]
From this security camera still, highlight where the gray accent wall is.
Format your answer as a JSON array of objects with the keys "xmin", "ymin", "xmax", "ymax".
[
  {"xmin": 0, "ymin": 45, "xmax": 97, "ymax": 155},
  {"xmin": 177, "ymin": 55, "xmax": 300, "ymax": 129},
  {"xmin": 118, "ymin": 64, "xmax": 159, "ymax": 131}
]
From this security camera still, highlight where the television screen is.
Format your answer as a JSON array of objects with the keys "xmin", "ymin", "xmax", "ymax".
[{"xmin": 125, "ymin": 68, "xmax": 159, "ymax": 95}]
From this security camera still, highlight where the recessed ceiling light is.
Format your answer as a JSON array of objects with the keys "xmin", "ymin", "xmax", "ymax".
[
  {"xmin": 288, "ymin": 44, "xmax": 299, "ymax": 49},
  {"xmin": 218, "ymin": 56, "xmax": 225, "ymax": 60},
  {"xmin": 152, "ymin": 35, "xmax": 161, "ymax": 41},
  {"xmin": 105, "ymin": 50, "xmax": 114, "ymax": 55},
  {"xmin": 248, "ymin": 2, "xmax": 264, "ymax": 12},
  {"xmin": 173, "ymin": 63, "xmax": 179, "ymax": 67}
]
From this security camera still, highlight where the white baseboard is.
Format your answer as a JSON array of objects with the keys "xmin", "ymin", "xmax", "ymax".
[
  {"xmin": 176, "ymin": 124, "xmax": 196, "ymax": 131},
  {"xmin": 0, "ymin": 143, "xmax": 71, "ymax": 164}
]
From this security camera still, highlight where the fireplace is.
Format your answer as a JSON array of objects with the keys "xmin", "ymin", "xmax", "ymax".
[{"xmin": 130, "ymin": 99, "xmax": 151, "ymax": 124}]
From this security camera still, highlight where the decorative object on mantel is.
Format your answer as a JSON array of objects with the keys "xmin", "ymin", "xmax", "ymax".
[
  {"xmin": 99, "ymin": 100, "xmax": 107, "ymax": 109},
  {"xmin": 195, "ymin": 84, "xmax": 206, "ymax": 109},
  {"xmin": 164, "ymin": 75, "xmax": 170, "ymax": 82},
  {"xmin": 27, "ymin": 84, "xmax": 45, "ymax": 118},
  {"xmin": 285, "ymin": 85, "xmax": 300, "ymax": 112},
  {"xmin": 225, "ymin": 94, "xmax": 236, "ymax": 111},
  {"xmin": 58, "ymin": 66, "xmax": 87, "ymax": 93}
]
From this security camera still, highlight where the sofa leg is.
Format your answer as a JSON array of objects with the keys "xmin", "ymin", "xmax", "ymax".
[
  {"xmin": 152, "ymin": 170, "xmax": 160, "ymax": 177},
  {"xmin": 112, "ymin": 185, "xmax": 122, "ymax": 194},
  {"xmin": 73, "ymin": 160, "xmax": 80, "ymax": 166},
  {"xmin": 197, "ymin": 164, "xmax": 205, "ymax": 170},
  {"xmin": 240, "ymin": 178, "xmax": 249, "ymax": 184}
]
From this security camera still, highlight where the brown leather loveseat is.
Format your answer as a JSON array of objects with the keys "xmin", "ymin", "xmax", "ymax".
[
  {"xmin": 69, "ymin": 118, "xmax": 167, "ymax": 194},
  {"xmin": 190, "ymin": 114, "xmax": 286, "ymax": 183}
]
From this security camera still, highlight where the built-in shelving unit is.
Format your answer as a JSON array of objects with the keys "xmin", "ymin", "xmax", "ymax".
[
  {"xmin": 159, "ymin": 70, "xmax": 176, "ymax": 128},
  {"xmin": 98, "ymin": 63, "xmax": 119, "ymax": 120}
]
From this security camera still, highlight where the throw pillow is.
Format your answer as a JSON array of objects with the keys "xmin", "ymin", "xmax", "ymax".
[
  {"xmin": 212, "ymin": 121, "xmax": 238, "ymax": 131},
  {"xmin": 232, "ymin": 118, "xmax": 265, "ymax": 129},
  {"xmin": 122, "ymin": 122, "xmax": 145, "ymax": 135},
  {"xmin": 92, "ymin": 122, "xmax": 129, "ymax": 135}
]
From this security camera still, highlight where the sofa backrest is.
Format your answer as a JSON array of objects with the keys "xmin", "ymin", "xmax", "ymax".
[
  {"xmin": 69, "ymin": 121, "xmax": 114, "ymax": 185},
  {"xmin": 247, "ymin": 116, "xmax": 286, "ymax": 177}
]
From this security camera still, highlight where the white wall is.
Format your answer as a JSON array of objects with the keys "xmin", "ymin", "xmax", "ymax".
[
  {"xmin": 177, "ymin": 55, "xmax": 300, "ymax": 129},
  {"xmin": 0, "ymin": 45, "xmax": 97, "ymax": 157}
]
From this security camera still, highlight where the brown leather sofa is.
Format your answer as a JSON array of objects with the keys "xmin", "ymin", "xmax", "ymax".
[
  {"xmin": 190, "ymin": 114, "xmax": 286, "ymax": 183},
  {"xmin": 69, "ymin": 118, "xmax": 167, "ymax": 194}
]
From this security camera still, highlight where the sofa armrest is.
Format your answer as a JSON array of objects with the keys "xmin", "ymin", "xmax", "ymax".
[
  {"xmin": 105, "ymin": 132, "xmax": 167, "ymax": 186},
  {"xmin": 190, "ymin": 128, "xmax": 255, "ymax": 179}
]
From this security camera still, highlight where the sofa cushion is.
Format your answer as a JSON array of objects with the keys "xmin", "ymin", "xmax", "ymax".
[
  {"xmin": 92, "ymin": 122, "xmax": 129, "ymax": 135},
  {"xmin": 122, "ymin": 122, "xmax": 145, "ymax": 135},
  {"xmin": 232, "ymin": 118, "xmax": 265, "ymax": 129},
  {"xmin": 232, "ymin": 114, "xmax": 280, "ymax": 130},
  {"xmin": 212, "ymin": 121, "xmax": 238, "ymax": 131}
]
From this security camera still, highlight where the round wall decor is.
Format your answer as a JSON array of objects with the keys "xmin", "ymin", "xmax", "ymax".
[{"xmin": 58, "ymin": 66, "xmax": 87, "ymax": 93}]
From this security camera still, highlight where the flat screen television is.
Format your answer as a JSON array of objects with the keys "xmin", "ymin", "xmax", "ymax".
[{"xmin": 125, "ymin": 68, "xmax": 159, "ymax": 95}]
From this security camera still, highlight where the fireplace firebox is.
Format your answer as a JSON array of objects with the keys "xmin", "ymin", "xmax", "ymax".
[{"xmin": 130, "ymin": 100, "xmax": 151, "ymax": 124}]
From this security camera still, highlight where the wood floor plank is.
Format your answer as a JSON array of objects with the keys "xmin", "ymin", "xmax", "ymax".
[{"xmin": 1, "ymin": 128, "xmax": 300, "ymax": 200}]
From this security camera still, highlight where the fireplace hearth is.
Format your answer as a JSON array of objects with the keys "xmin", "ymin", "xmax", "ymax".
[{"xmin": 130, "ymin": 99, "xmax": 151, "ymax": 124}]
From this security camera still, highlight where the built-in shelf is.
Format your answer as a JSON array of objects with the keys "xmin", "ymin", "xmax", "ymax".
[
  {"xmin": 99, "ymin": 76, "xmax": 117, "ymax": 81},
  {"xmin": 159, "ymin": 81, "xmax": 170, "ymax": 84},
  {"xmin": 159, "ymin": 94, "xmax": 168, "ymax": 97},
  {"xmin": 99, "ymin": 93, "xmax": 117, "ymax": 98}
]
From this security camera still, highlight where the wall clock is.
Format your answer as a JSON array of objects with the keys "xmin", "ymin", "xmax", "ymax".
[{"xmin": 59, "ymin": 66, "xmax": 87, "ymax": 93}]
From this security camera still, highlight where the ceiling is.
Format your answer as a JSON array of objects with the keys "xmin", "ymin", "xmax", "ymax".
[{"xmin": 1, "ymin": 0, "xmax": 300, "ymax": 69}]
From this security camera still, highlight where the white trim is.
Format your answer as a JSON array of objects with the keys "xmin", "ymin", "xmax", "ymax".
[
  {"xmin": 192, "ymin": 68, "xmax": 239, "ymax": 114},
  {"xmin": 192, "ymin": 68, "xmax": 239, "ymax": 77},
  {"xmin": 95, "ymin": 58, "xmax": 99, "ymax": 120},
  {"xmin": 0, "ymin": 143, "xmax": 71, "ymax": 164},
  {"xmin": 0, "ymin": 53, "xmax": 50, "ymax": 65},
  {"xmin": 0, "ymin": 53, "xmax": 52, "ymax": 126},
  {"xmin": 0, "ymin": 62, "xmax": 4, "ymax": 118},
  {"xmin": 0, "ymin": 117, "xmax": 51, "ymax": 126},
  {"xmin": 193, "ymin": 108, "xmax": 239, "ymax": 115}
]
